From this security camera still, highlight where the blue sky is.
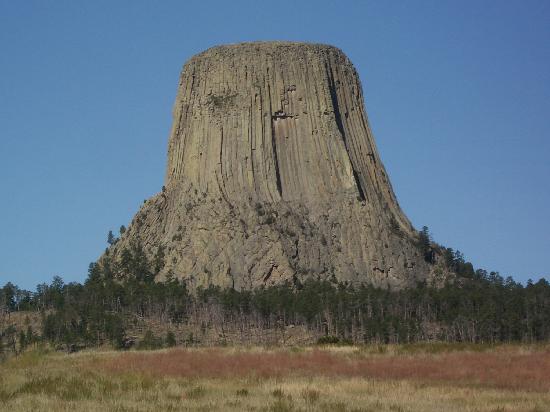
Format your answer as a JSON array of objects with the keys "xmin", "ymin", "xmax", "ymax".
[{"xmin": 1, "ymin": 1, "xmax": 549, "ymax": 290}]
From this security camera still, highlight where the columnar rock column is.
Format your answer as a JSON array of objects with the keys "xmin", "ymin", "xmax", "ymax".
[{"xmin": 108, "ymin": 42, "xmax": 446, "ymax": 290}]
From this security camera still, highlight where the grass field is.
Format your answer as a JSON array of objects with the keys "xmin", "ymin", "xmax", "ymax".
[{"xmin": 1, "ymin": 344, "xmax": 549, "ymax": 411}]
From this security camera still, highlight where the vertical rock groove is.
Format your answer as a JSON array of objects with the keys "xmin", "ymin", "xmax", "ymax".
[
  {"xmin": 326, "ymin": 62, "xmax": 366, "ymax": 202},
  {"xmin": 271, "ymin": 117, "xmax": 283, "ymax": 198},
  {"xmin": 109, "ymin": 42, "xmax": 447, "ymax": 291}
]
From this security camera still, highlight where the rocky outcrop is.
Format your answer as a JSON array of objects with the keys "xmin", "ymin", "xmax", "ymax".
[{"xmin": 107, "ymin": 42, "xmax": 448, "ymax": 290}]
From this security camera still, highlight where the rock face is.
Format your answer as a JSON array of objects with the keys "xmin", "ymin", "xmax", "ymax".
[{"xmin": 109, "ymin": 42, "xmax": 446, "ymax": 290}]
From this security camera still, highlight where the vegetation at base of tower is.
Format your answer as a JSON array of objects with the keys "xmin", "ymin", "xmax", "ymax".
[{"xmin": 1, "ymin": 228, "xmax": 549, "ymax": 355}]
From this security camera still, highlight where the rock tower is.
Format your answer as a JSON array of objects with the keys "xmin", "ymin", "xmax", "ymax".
[{"xmin": 108, "ymin": 42, "xmax": 446, "ymax": 289}]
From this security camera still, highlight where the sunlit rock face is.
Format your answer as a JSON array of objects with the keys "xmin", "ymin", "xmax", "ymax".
[{"xmin": 108, "ymin": 42, "xmax": 447, "ymax": 290}]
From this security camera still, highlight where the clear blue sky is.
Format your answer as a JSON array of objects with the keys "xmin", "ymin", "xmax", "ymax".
[{"xmin": 1, "ymin": 1, "xmax": 549, "ymax": 290}]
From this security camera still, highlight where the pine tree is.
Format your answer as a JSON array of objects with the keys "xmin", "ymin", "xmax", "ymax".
[
  {"xmin": 107, "ymin": 230, "xmax": 119, "ymax": 246},
  {"xmin": 153, "ymin": 246, "xmax": 165, "ymax": 274},
  {"xmin": 19, "ymin": 330, "xmax": 27, "ymax": 352},
  {"xmin": 418, "ymin": 226, "xmax": 434, "ymax": 263},
  {"xmin": 166, "ymin": 331, "xmax": 176, "ymax": 347},
  {"xmin": 26, "ymin": 325, "xmax": 34, "ymax": 346}
]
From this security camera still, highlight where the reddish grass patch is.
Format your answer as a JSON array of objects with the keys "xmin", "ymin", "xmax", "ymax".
[{"xmin": 96, "ymin": 348, "xmax": 550, "ymax": 391}]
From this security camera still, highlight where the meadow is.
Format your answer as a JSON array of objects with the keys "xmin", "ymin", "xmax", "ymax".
[{"xmin": 1, "ymin": 344, "xmax": 549, "ymax": 411}]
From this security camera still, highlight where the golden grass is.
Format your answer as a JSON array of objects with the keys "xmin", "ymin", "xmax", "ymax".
[{"xmin": 1, "ymin": 345, "xmax": 549, "ymax": 411}]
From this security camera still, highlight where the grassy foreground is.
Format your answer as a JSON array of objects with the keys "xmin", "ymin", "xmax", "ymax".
[{"xmin": 1, "ymin": 344, "xmax": 549, "ymax": 411}]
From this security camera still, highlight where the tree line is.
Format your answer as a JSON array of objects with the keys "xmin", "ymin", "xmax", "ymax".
[{"xmin": 1, "ymin": 228, "xmax": 549, "ymax": 354}]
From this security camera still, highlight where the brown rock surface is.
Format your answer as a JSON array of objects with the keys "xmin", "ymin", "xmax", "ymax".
[{"xmin": 107, "ymin": 42, "xmax": 447, "ymax": 290}]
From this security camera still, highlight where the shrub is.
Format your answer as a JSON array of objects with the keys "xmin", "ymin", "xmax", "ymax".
[
  {"xmin": 236, "ymin": 388, "xmax": 249, "ymax": 397},
  {"xmin": 165, "ymin": 331, "xmax": 176, "ymax": 347},
  {"xmin": 317, "ymin": 336, "xmax": 340, "ymax": 345},
  {"xmin": 301, "ymin": 388, "xmax": 320, "ymax": 404},
  {"xmin": 255, "ymin": 203, "xmax": 265, "ymax": 216},
  {"xmin": 187, "ymin": 385, "xmax": 206, "ymax": 399},
  {"xmin": 272, "ymin": 388, "xmax": 285, "ymax": 398},
  {"xmin": 136, "ymin": 330, "xmax": 162, "ymax": 350}
]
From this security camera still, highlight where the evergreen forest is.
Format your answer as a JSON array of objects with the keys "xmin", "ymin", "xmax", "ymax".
[{"xmin": 1, "ymin": 228, "xmax": 549, "ymax": 355}]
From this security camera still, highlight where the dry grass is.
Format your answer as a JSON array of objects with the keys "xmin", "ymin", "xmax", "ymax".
[
  {"xmin": 1, "ymin": 345, "xmax": 549, "ymax": 411},
  {"xmin": 98, "ymin": 345, "xmax": 550, "ymax": 392}
]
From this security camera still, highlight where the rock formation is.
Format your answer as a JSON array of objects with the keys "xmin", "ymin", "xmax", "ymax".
[{"xmin": 107, "ymin": 42, "xmax": 448, "ymax": 290}]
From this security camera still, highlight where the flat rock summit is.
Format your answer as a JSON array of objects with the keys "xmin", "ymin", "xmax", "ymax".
[{"xmin": 107, "ymin": 42, "xmax": 448, "ymax": 289}]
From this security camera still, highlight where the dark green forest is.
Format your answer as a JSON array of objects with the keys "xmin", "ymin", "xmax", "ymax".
[{"xmin": 1, "ymin": 228, "xmax": 549, "ymax": 355}]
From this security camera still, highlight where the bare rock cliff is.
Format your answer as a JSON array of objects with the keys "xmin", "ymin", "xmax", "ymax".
[{"xmin": 108, "ymin": 42, "xmax": 447, "ymax": 289}]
